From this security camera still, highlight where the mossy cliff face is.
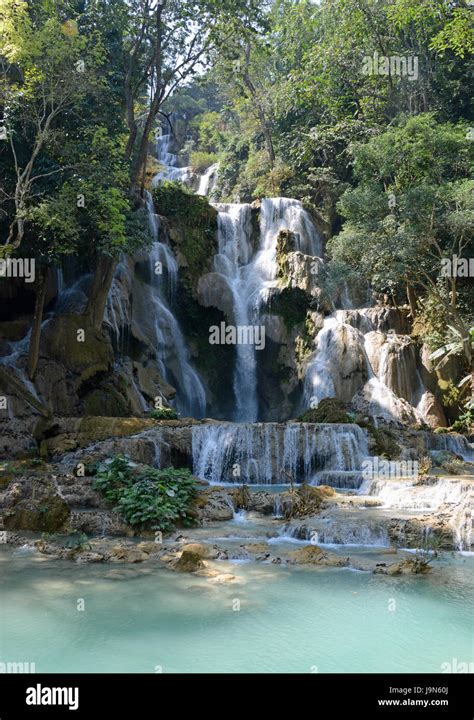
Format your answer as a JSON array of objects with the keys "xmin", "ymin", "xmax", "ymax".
[
  {"xmin": 150, "ymin": 183, "xmax": 236, "ymax": 415},
  {"xmin": 152, "ymin": 183, "xmax": 218, "ymax": 297},
  {"xmin": 2, "ymin": 476, "xmax": 70, "ymax": 532}
]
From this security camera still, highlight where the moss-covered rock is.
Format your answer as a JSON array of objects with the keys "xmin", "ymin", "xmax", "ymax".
[
  {"xmin": 1, "ymin": 476, "xmax": 70, "ymax": 532},
  {"xmin": 175, "ymin": 286, "xmax": 235, "ymax": 416},
  {"xmin": 299, "ymin": 398, "xmax": 353, "ymax": 424},
  {"xmin": 356, "ymin": 420, "xmax": 401, "ymax": 459},
  {"xmin": 265, "ymin": 287, "xmax": 310, "ymax": 329},
  {"xmin": 4, "ymin": 496, "xmax": 70, "ymax": 532},
  {"xmin": 173, "ymin": 549, "xmax": 205, "ymax": 572},
  {"xmin": 83, "ymin": 387, "xmax": 131, "ymax": 417},
  {"xmin": 289, "ymin": 545, "xmax": 348, "ymax": 567},
  {"xmin": 36, "ymin": 416, "xmax": 157, "ymax": 457},
  {"xmin": 152, "ymin": 182, "xmax": 218, "ymax": 296},
  {"xmin": 40, "ymin": 314, "xmax": 113, "ymax": 392}
]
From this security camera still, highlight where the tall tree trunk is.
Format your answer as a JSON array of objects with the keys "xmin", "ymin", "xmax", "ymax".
[
  {"xmin": 242, "ymin": 72, "xmax": 275, "ymax": 168},
  {"xmin": 134, "ymin": 97, "xmax": 160, "ymax": 195},
  {"xmin": 406, "ymin": 284, "xmax": 418, "ymax": 321},
  {"xmin": 27, "ymin": 266, "xmax": 48, "ymax": 380},
  {"xmin": 85, "ymin": 254, "xmax": 118, "ymax": 330}
]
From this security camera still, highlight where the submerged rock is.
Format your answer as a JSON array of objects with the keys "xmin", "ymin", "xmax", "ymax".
[
  {"xmin": 289, "ymin": 544, "xmax": 349, "ymax": 567},
  {"xmin": 111, "ymin": 545, "xmax": 149, "ymax": 563},
  {"xmin": 208, "ymin": 573, "xmax": 238, "ymax": 584},
  {"xmin": 374, "ymin": 558, "xmax": 433, "ymax": 575}
]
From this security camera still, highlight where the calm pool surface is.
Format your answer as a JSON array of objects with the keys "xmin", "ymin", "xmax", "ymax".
[{"xmin": 1, "ymin": 548, "xmax": 473, "ymax": 673}]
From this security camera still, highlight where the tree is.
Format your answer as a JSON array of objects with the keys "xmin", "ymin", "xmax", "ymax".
[
  {"xmin": 327, "ymin": 114, "xmax": 473, "ymax": 371},
  {"xmin": 0, "ymin": 0, "xmax": 105, "ymax": 253},
  {"xmin": 86, "ymin": 0, "xmax": 265, "ymax": 328}
]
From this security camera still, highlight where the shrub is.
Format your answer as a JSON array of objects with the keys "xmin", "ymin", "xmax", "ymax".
[
  {"xmin": 149, "ymin": 407, "xmax": 179, "ymax": 421},
  {"xmin": 93, "ymin": 456, "xmax": 197, "ymax": 532},
  {"xmin": 93, "ymin": 455, "xmax": 136, "ymax": 502},
  {"xmin": 418, "ymin": 456, "xmax": 432, "ymax": 476},
  {"xmin": 450, "ymin": 409, "xmax": 473, "ymax": 435}
]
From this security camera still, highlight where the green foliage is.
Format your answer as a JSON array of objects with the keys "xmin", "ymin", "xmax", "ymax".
[
  {"xmin": 327, "ymin": 114, "xmax": 473, "ymax": 385},
  {"xmin": 152, "ymin": 181, "xmax": 216, "ymax": 230},
  {"xmin": 93, "ymin": 455, "xmax": 197, "ymax": 531},
  {"xmin": 451, "ymin": 409, "xmax": 473, "ymax": 435},
  {"xmin": 93, "ymin": 455, "xmax": 136, "ymax": 503},
  {"xmin": 149, "ymin": 407, "xmax": 179, "ymax": 421},
  {"xmin": 190, "ymin": 111, "xmax": 225, "ymax": 153},
  {"xmin": 190, "ymin": 151, "xmax": 219, "ymax": 173},
  {"xmin": 366, "ymin": 424, "xmax": 401, "ymax": 460},
  {"xmin": 151, "ymin": 181, "xmax": 217, "ymax": 292}
]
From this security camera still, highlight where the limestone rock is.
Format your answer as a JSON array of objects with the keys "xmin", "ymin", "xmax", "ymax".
[
  {"xmin": 289, "ymin": 544, "xmax": 348, "ymax": 567},
  {"xmin": 111, "ymin": 545, "xmax": 149, "ymax": 563},
  {"xmin": 180, "ymin": 542, "xmax": 213, "ymax": 559},
  {"xmin": 197, "ymin": 272, "xmax": 235, "ymax": 319},
  {"xmin": 417, "ymin": 391, "xmax": 447, "ymax": 429},
  {"xmin": 174, "ymin": 550, "xmax": 205, "ymax": 572}
]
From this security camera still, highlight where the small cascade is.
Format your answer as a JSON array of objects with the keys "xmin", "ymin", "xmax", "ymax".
[
  {"xmin": 232, "ymin": 508, "xmax": 249, "ymax": 524},
  {"xmin": 260, "ymin": 197, "xmax": 322, "ymax": 258},
  {"xmin": 191, "ymin": 422, "xmax": 368, "ymax": 485},
  {"xmin": 425, "ymin": 432, "xmax": 474, "ymax": 462},
  {"xmin": 273, "ymin": 494, "xmax": 283, "ymax": 518},
  {"xmin": 145, "ymin": 192, "xmax": 178, "ymax": 301},
  {"xmin": 104, "ymin": 258, "xmax": 132, "ymax": 354},
  {"xmin": 151, "ymin": 132, "xmax": 193, "ymax": 186},
  {"xmin": 363, "ymin": 475, "xmax": 469, "ymax": 510},
  {"xmin": 274, "ymin": 520, "xmax": 390, "ymax": 547},
  {"xmin": 197, "ymin": 163, "xmax": 218, "ymax": 197},
  {"xmin": 0, "ymin": 331, "xmax": 45, "ymax": 419}
]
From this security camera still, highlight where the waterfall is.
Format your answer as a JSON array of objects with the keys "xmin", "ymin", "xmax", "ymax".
[
  {"xmin": 210, "ymin": 197, "xmax": 322, "ymax": 421},
  {"xmin": 303, "ymin": 317, "xmax": 338, "ymax": 406},
  {"xmin": 143, "ymin": 191, "xmax": 206, "ymax": 418},
  {"xmin": 197, "ymin": 163, "xmax": 218, "ymax": 197},
  {"xmin": 191, "ymin": 422, "xmax": 368, "ymax": 485},
  {"xmin": 213, "ymin": 203, "xmax": 258, "ymax": 421},
  {"xmin": 303, "ymin": 309, "xmax": 429, "ymax": 425}
]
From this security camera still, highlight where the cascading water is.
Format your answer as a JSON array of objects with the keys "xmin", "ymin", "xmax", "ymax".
[
  {"xmin": 191, "ymin": 422, "xmax": 369, "ymax": 485},
  {"xmin": 152, "ymin": 132, "xmax": 193, "ymax": 185},
  {"xmin": 303, "ymin": 308, "xmax": 430, "ymax": 425},
  {"xmin": 303, "ymin": 317, "xmax": 338, "ymax": 406},
  {"xmin": 143, "ymin": 190, "xmax": 206, "ymax": 418},
  {"xmin": 197, "ymin": 163, "xmax": 218, "ymax": 197},
  {"xmin": 211, "ymin": 197, "xmax": 322, "ymax": 421},
  {"xmin": 425, "ymin": 431, "xmax": 474, "ymax": 462}
]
